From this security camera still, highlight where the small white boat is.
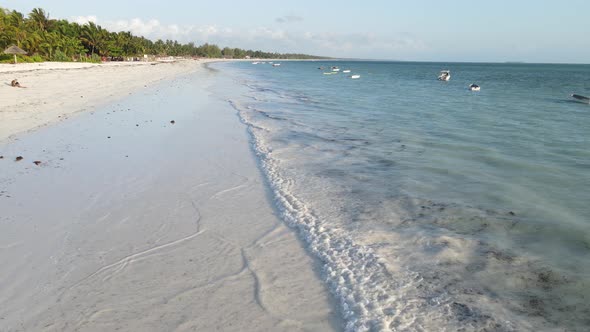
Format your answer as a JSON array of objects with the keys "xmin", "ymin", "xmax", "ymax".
[
  {"xmin": 332, "ymin": 68, "xmax": 340, "ymax": 72},
  {"xmin": 272, "ymin": 63, "xmax": 281, "ymax": 67},
  {"xmin": 342, "ymin": 69, "xmax": 351, "ymax": 73},
  {"xmin": 438, "ymin": 70, "xmax": 450, "ymax": 81},
  {"xmin": 323, "ymin": 72, "xmax": 338, "ymax": 75},
  {"xmin": 350, "ymin": 75, "xmax": 361, "ymax": 79},
  {"xmin": 469, "ymin": 84, "xmax": 480, "ymax": 91},
  {"xmin": 252, "ymin": 62, "xmax": 259, "ymax": 65}
]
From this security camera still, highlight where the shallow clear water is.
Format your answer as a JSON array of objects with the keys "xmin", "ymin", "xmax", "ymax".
[{"xmin": 212, "ymin": 61, "xmax": 590, "ymax": 331}]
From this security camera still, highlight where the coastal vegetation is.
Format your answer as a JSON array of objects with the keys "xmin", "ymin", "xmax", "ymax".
[{"xmin": 0, "ymin": 7, "xmax": 324, "ymax": 63}]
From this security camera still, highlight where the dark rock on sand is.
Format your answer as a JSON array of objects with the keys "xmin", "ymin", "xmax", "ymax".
[
  {"xmin": 33, "ymin": 161, "xmax": 42, "ymax": 166},
  {"xmin": 15, "ymin": 156, "xmax": 23, "ymax": 161}
]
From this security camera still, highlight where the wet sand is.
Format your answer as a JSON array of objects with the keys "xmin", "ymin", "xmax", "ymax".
[{"xmin": 0, "ymin": 63, "xmax": 340, "ymax": 331}]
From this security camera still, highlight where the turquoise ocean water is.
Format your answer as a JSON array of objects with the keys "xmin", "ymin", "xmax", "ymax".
[{"xmin": 212, "ymin": 61, "xmax": 590, "ymax": 331}]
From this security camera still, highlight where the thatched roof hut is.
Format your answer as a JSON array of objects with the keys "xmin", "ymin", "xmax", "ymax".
[{"xmin": 4, "ymin": 45, "xmax": 27, "ymax": 64}]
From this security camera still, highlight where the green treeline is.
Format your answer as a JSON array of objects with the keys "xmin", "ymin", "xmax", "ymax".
[{"xmin": 0, "ymin": 7, "xmax": 326, "ymax": 63}]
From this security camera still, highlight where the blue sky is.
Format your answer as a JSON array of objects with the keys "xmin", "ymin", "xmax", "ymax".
[{"xmin": 3, "ymin": 0, "xmax": 590, "ymax": 63}]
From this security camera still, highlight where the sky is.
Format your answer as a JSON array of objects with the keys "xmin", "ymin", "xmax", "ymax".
[{"xmin": 3, "ymin": 0, "xmax": 590, "ymax": 63}]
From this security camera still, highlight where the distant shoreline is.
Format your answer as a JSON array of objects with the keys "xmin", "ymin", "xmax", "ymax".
[{"xmin": 0, "ymin": 59, "xmax": 217, "ymax": 143}]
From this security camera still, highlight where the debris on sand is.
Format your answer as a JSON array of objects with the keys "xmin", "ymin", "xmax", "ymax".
[
  {"xmin": 170, "ymin": 120, "xmax": 176, "ymax": 124},
  {"xmin": 15, "ymin": 156, "xmax": 23, "ymax": 161},
  {"xmin": 33, "ymin": 161, "xmax": 42, "ymax": 166}
]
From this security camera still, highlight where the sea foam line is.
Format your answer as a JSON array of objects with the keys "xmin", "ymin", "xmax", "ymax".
[{"xmin": 228, "ymin": 99, "xmax": 462, "ymax": 332}]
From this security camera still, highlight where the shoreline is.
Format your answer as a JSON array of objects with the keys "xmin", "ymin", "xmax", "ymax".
[
  {"xmin": 0, "ymin": 58, "xmax": 320, "ymax": 144},
  {"xmin": 0, "ymin": 61, "xmax": 341, "ymax": 330},
  {"xmin": 0, "ymin": 60, "xmax": 219, "ymax": 143}
]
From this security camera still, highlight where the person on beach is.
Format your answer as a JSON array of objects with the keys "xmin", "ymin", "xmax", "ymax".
[{"xmin": 10, "ymin": 79, "xmax": 25, "ymax": 88}]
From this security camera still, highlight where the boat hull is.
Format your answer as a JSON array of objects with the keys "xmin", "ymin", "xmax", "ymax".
[{"xmin": 571, "ymin": 94, "xmax": 590, "ymax": 103}]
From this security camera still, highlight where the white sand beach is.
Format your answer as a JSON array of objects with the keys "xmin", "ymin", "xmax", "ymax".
[
  {"xmin": 0, "ymin": 60, "xmax": 208, "ymax": 143},
  {"xmin": 0, "ymin": 62, "xmax": 340, "ymax": 331}
]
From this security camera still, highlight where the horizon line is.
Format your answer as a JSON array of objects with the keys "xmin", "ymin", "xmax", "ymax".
[{"xmin": 314, "ymin": 58, "xmax": 590, "ymax": 65}]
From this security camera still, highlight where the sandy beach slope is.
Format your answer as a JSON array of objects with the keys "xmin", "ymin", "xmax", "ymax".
[
  {"xmin": 0, "ymin": 60, "xmax": 209, "ymax": 143},
  {"xmin": 0, "ymin": 63, "xmax": 340, "ymax": 331}
]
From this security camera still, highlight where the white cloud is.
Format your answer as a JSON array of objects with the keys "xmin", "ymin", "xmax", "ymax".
[
  {"xmin": 109, "ymin": 18, "xmax": 167, "ymax": 37},
  {"xmin": 71, "ymin": 15, "xmax": 97, "ymax": 25},
  {"xmin": 69, "ymin": 16, "xmax": 427, "ymax": 58}
]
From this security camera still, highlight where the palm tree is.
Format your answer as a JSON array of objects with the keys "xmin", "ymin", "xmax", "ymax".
[
  {"xmin": 2, "ymin": 6, "xmax": 315, "ymax": 62},
  {"xmin": 22, "ymin": 30, "xmax": 42, "ymax": 54},
  {"xmin": 153, "ymin": 39, "xmax": 165, "ymax": 55},
  {"xmin": 81, "ymin": 22, "xmax": 102, "ymax": 55},
  {"xmin": 61, "ymin": 36, "xmax": 85, "ymax": 57},
  {"xmin": 0, "ymin": 8, "xmax": 10, "ymax": 49},
  {"xmin": 28, "ymin": 8, "xmax": 50, "ymax": 32},
  {"xmin": 38, "ymin": 31, "xmax": 67, "ymax": 59},
  {"xmin": 7, "ymin": 10, "xmax": 27, "ymax": 48}
]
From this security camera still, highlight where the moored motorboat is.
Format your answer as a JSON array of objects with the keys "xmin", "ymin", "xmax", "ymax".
[
  {"xmin": 272, "ymin": 63, "xmax": 281, "ymax": 67},
  {"xmin": 342, "ymin": 69, "xmax": 351, "ymax": 73},
  {"xmin": 438, "ymin": 70, "xmax": 450, "ymax": 81},
  {"xmin": 350, "ymin": 75, "xmax": 361, "ymax": 79},
  {"xmin": 469, "ymin": 83, "xmax": 480, "ymax": 91},
  {"xmin": 571, "ymin": 94, "xmax": 590, "ymax": 103}
]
